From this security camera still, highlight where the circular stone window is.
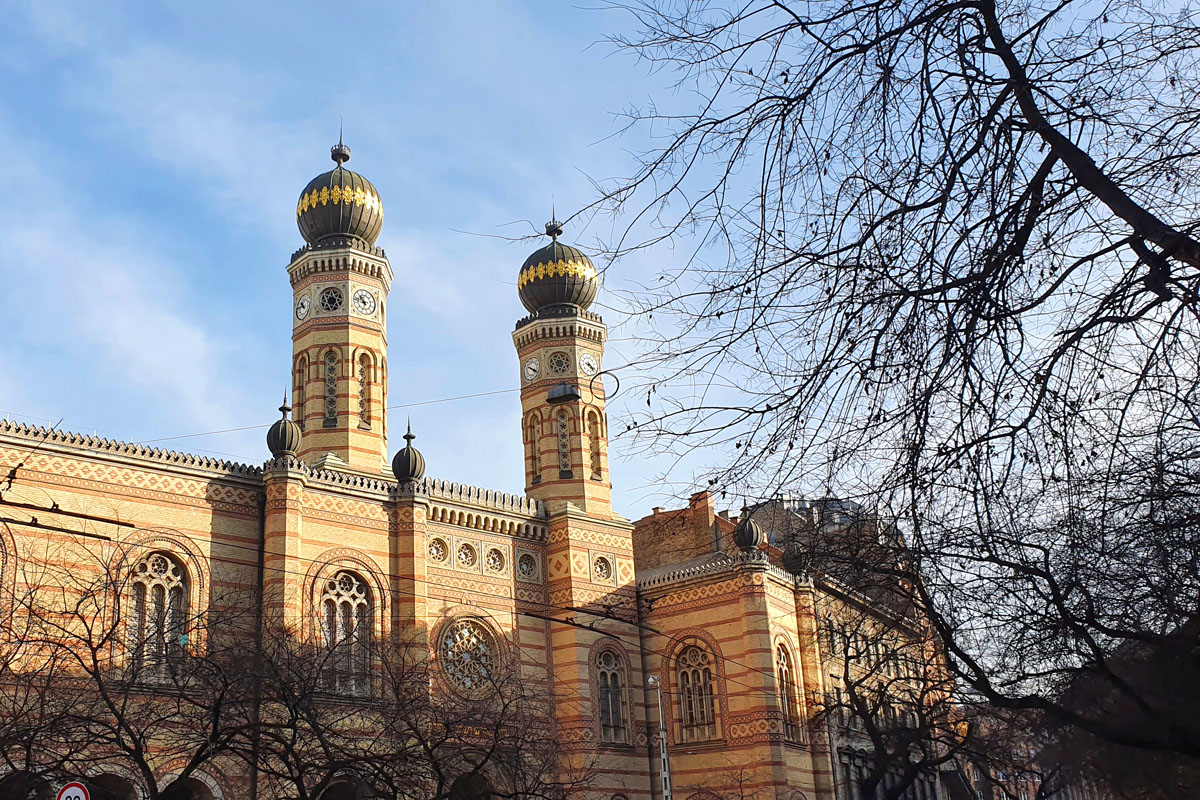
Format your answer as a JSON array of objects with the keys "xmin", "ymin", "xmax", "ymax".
[
  {"xmin": 439, "ymin": 618, "xmax": 499, "ymax": 693},
  {"xmin": 457, "ymin": 543, "xmax": 478, "ymax": 569},
  {"xmin": 318, "ymin": 286, "xmax": 344, "ymax": 312},
  {"xmin": 547, "ymin": 351, "xmax": 571, "ymax": 375},
  {"xmin": 485, "ymin": 548, "xmax": 505, "ymax": 573},
  {"xmin": 593, "ymin": 556, "xmax": 612, "ymax": 581},
  {"xmin": 517, "ymin": 552, "xmax": 537, "ymax": 579},
  {"xmin": 428, "ymin": 537, "xmax": 448, "ymax": 564}
]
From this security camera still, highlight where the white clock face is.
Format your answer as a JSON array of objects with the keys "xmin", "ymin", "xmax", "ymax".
[
  {"xmin": 352, "ymin": 289, "xmax": 377, "ymax": 315},
  {"xmin": 523, "ymin": 357, "xmax": 540, "ymax": 382},
  {"xmin": 579, "ymin": 352, "xmax": 599, "ymax": 376},
  {"xmin": 295, "ymin": 294, "xmax": 311, "ymax": 320}
]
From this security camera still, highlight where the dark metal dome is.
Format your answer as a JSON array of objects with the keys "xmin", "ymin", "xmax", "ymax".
[
  {"xmin": 267, "ymin": 403, "xmax": 302, "ymax": 457},
  {"xmin": 517, "ymin": 220, "xmax": 599, "ymax": 313},
  {"xmin": 391, "ymin": 424, "xmax": 425, "ymax": 482},
  {"xmin": 732, "ymin": 513, "xmax": 766, "ymax": 552},
  {"xmin": 296, "ymin": 142, "xmax": 383, "ymax": 246}
]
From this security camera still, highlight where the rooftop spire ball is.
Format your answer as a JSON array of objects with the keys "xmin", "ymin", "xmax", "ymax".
[
  {"xmin": 516, "ymin": 218, "xmax": 599, "ymax": 314},
  {"xmin": 266, "ymin": 400, "xmax": 302, "ymax": 458},
  {"xmin": 391, "ymin": 422, "xmax": 426, "ymax": 483},
  {"xmin": 296, "ymin": 138, "xmax": 384, "ymax": 246}
]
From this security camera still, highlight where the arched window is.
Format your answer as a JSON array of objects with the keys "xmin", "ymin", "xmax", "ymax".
[
  {"xmin": 776, "ymin": 643, "xmax": 802, "ymax": 742},
  {"xmin": 595, "ymin": 648, "xmax": 628, "ymax": 743},
  {"xmin": 556, "ymin": 409, "xmax": 571, "ymax": 474},
  {"xmin": 676, "ymin": 645, "xmax": 718, "ymax": 742},
  {"xmin": 294, "ymin": 355, "xmax": 308, "ymax": 430},
  {"xmin": 321, "ymin": 570, "xmax": 372, "ymax": 695},
  {"xmin": 324, "ymin": 350, "xmax": 339, "ymax": 426},
  {"xmin": 526, "ymin": 412, "xmax": 541, "ymax": 482},
  {"xmin": 129, "ymin": 552, "xmax": 188, "ymax": 679},
  {"xmin": 587, "ymin": 410, "xmax": 602, "ymax": 481},
  {"xmin": 357, "ymin": 352, "xmax": 371, "ymax": 429}
]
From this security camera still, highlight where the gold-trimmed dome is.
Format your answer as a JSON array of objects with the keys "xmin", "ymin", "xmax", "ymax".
[
  {"xmin": 517, "ymin": 220, "xmax": 598, "ymax": 313},
  {"xmin": 296, "ymin": 141, "xmax": 383, "ymax": 246}
]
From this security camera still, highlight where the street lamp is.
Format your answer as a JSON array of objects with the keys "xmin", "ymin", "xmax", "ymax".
[{"xmin": 647, "ymin": 675, "xmax": 672, "ymax": 800}]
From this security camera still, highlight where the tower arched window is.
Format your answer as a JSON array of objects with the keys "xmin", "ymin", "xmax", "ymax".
[
  {"xmin": 556, "ymin": 409, "xmax": 571, "ymax": 474},
  {"xmin": 676, "ymin": 645, "xmax": 718, "ymax": 742},
  {"xmin": 129, "ymin": 552, "xmax": 188, "ymax": 680},
  {"xmin": 357, "ymin": 352, "xmax": 371, "ymax": 429},
  {"xmin": 596, "ymin": 648, "xmax": 628, "ymax": 743},
  {"xmin": 323, "ymin": 350, "xmax": 338, "ymax": 426},
  {"xmin": 294, "ymin": 355, "xmax": 308, "ymax": 430},
  {"xmin": 587, "ymin": 410, "xmax": 602, "ymax": 480},
  {"xmin": 321, "ymin": 570, "xmax": 372, "ymax": 695},
  {"xmin": 526, "ymin": 412, "xmax": 542, "ymax": 483},
  {"xmin": 776, "ymin": 643, "xmax": 802, "ymax": 742}
]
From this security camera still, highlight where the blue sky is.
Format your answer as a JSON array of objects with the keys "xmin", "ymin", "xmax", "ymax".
[{"xmin": 0, "ymin": 0, "xmax": 719, "ymax": 518}]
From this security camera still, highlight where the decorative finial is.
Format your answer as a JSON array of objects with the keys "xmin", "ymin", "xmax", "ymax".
[
  {"xmin": 545, "ymin": 216, "xmax": 563, "ymax": 240},
  {"xmin": 404, "ymin": 418, "xmax": 415, "ymax": 443},
  {"xmin": 278, "ymin": 392, "xmax": 291, "ymax": 417},
  {"xmin": 331, "ymin": 123, "xmax": 351, "ymax": 166}
]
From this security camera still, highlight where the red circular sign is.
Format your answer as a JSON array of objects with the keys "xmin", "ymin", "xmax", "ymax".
[{"xmin": 57, "ymin": 783, "xmax": 90, "ymax": 800}]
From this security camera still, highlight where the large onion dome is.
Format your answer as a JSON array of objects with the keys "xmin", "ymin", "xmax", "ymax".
[
  {"xmin": 296, "ymin": 140, "xmax": 384, "ymax": 246},
  {"xmin": 267, "ymin": 403, "xmax": 302, "ymax": 457},
  {"xmin": 732, "ymin": 512, "xmax": 766, "ymax": 553},
  {"xmin": 391, "ymin": 423, "xmax": 426, "ymax": 482},
  {"xmin": 517, "ymin": 220, "xmax": 599, "ymax": 313}
]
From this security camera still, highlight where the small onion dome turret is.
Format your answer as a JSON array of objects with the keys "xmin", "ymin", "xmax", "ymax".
[
  {"xmin": 517, "ymin": 219, "xmax": 599, "ymax": 313},
  {"xmin": 267, "ymin": 402, "xmax": 302, "ymax": 457},
  {"xmin": 392, "ymin": 423, "xmax": 426, "ymax": 483},
  {"xmin": 732, "ymin": 512, "xmax": 766, "ymax": 552},
  {"xmin": 296, "ymin": 140, "xmax": 384, "ymax": 246}
]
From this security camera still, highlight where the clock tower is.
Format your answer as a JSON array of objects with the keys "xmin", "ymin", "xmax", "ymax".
[{"xmin": 288, "ymin": 141, "xmax": 392, "ymax": 473}]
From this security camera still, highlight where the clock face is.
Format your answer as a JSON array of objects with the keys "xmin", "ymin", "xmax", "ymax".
[
  {"xmin": 547, "ymin": 351, "xmax": 571, "ymax": 375},
  {"xmin": 523, "ymin": 357, "xmax": 540, "ymax": 382},
  {"xmin": 352, "ymin": 289, "xmax": 376, "ymax": 315},
  {"xmin": 579, "ymin": 352, "xmax": 599, "ymax": 376},
  {"xmin": 318, "ymin": 287, "xmax": 344, "ymax": 312},
  {"xmin": 295, "ymin": 294, "xmax": 311, "ymax": 320}
]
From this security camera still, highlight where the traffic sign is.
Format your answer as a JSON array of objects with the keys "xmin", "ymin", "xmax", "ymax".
[{"xmin": 57, "ymin": 782, "xmax": 90, "ymax": 800}]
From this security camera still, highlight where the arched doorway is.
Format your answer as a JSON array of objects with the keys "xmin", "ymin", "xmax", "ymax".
[
  {"xmin": 0, "ymin": 771, "xmax": 52, "ymax": 800},
  {"xmin": 87, "ymin": 775, "xmax": 139, "ymax": 800},
  {"xmin": 449, "ymin": 772, "xmax": 494, "ymax": 800},
  {"xmin": 161, "ymin": 777, "xmax": 214, "ymax": 800},
  {"xmin": 319, "ymin": 780, "xmax": 364, "ymax": 800}
]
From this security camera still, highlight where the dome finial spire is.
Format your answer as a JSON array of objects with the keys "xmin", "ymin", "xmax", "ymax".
[
  {"xmin": 545, "ymin": 202, "xmax": 563, "ymax": 240},
  {"xmin": 331, "ymin": 120, "xmax": 350, "ymax": 166},
  {"xmin": 405, "ymin": 417, "xmax": 415, "ymax": 443}
]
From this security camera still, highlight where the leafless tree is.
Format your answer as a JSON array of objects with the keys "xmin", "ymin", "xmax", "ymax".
[{"xmin": 592, "ymin": 0, "xmax": 1200, "ymax": 770}]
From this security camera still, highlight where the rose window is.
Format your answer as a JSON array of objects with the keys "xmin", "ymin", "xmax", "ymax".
[
  {"xmin": 517, "ymin": 553, "xmax": 537, "ymax": 579},
  {"xmin": 319, "ymin": 287, "xmax": 344, "ymax": 312},
  {"xmin": 457, "ymin": 543, "xmax": 478, "ymax": 568},
  {"xmin": 547, "ymin": 351, "xmax": 571, "ymax": 374},
  {"xmin": 593, "ymin": 556, "xmax": 612, "ymax": 581},
  {"xmin": 485, "ymin": 548, "xmax": 505, "ymax": 573},
  {"xmin": 439, "ymin": 618, "xmax": 499, "ymax": 692},
  {"xmin": 428, "ymin": 538, "xmax": 448, "ymax": 563}
]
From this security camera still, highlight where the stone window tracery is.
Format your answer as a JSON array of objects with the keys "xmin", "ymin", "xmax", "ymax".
[
  {"xmin": 129, "ymin": 552, "xmax": 188, "ymax": 680},
  {"xmin": 324, "ymin": 350, "xmax": 338, "ymax": 425},
  {"xmin": 676, "ymin": 645, "xmax": 718, "ymax": 742},
  {"xmin": 592, "ymin": 556, "xmax": 612, "ymax": 582},
  {"xmin": 517, "ymin": 552, "xmax": 538, "ymax": 580},
  {"xmin": 556, "ymin": 410, "xmax": 570, "ymax": 473},
  {"xmin": 776, "ymin": 643, "xmax": 802, "ymax": 742},
  {"xmin": 320, "ymin": 570, "xmax": 372, "ymax": 696},
  {"xmin": 596, "ymin": 648, "xmax": 628, "ymax": 744},
  {"xmin": 457, "ymin": 543, "xmax": 478, "ymax": 569},
  {"xmin": 485, "ymin": 548, "xmax": 505, "ymax": 573},
  {"xmin": 439, "ymin": 618, "xmax": 499, "ymax": 693},
  {"xmin": 357, "ymin": 353, "xmax": 370, "ymax": 428},
  {"xmin": 587, "ymin": 410, "xmax": 602, "ymax": 480}
]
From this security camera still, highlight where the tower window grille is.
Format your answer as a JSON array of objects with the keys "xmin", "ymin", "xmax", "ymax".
[
  {"xmin": 357, "ymin": 353, "xmax": 370, "ymax": 429},
  {"xmin": 527, "ymin": 412, "xmax": 541, "ymax": 482},
  {"xmin": 596, "ymin": 649, "xmax": 628, "ymax": 743},
  {"xmin": 129, "ymin": 552, "xmax": 188, "ymax": 681},
  {"xmin": 556, "ymin": 409, "xmax": 571, "ymax": 473},
  {"xmin": 676, "ymin": 645, "xmax": 718, "ymax": 742},
  {"xmin": 324, "ymin": 351, "xmax": 338, "ymax": 425},
  {"xmin": 294, "ymin": 355, "xmax": 307, "ymax": 431},
  {"xmin": 776, "ymin": 644, "xmax": 802, "ymax": 742},
  {"xmin": 321, "ymin": 570, "xmax": 372, "ymax": 695},
  {"xmin": 587, "ymin": 410, "xmax": 602, "ymax": 480}
]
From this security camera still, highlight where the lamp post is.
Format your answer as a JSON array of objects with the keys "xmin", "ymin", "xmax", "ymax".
[{"xmin": 647, "ymin": 675, "xmax": 672, "ymax": 800}]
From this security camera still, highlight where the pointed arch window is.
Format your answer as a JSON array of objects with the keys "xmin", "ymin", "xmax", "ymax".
[
  {"xmin": 323, "ymin": 350, "xmax": 338, "ymax": 426},
  {"xmin": 556, "ymin": 409, "xmax": 571, "ymax": 475},
  {"xmin": 676, "ymin": 645, "xmax": 718, "ymax": 742},
  {"xmin": 776, "ymin": 643, "xmax": 802, "ymax": 742},
  {"xmin": 595, "ymin": 648, "xmax": 628, "ymax": 744},
  {"xmin": 321, "ymin": 570, "xmax": 372, "ymax": 695},
  {"xmin": 294, "ymin": 355, "xmax": 308, "ymax": 431},
  {"xmin": 129, "ymin": 552, "xmax": 188, "ymax": 680},
  {"xmin": 526, "ymin": 412, "xmax": 542, "ymax": 483},
  {"xmin": 357, "ymin": 352, "xmax": 371, "ymax": 429},
  {"xmin": 587, "ymin": 410, "xmax": 602, "ymax": 481}
]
